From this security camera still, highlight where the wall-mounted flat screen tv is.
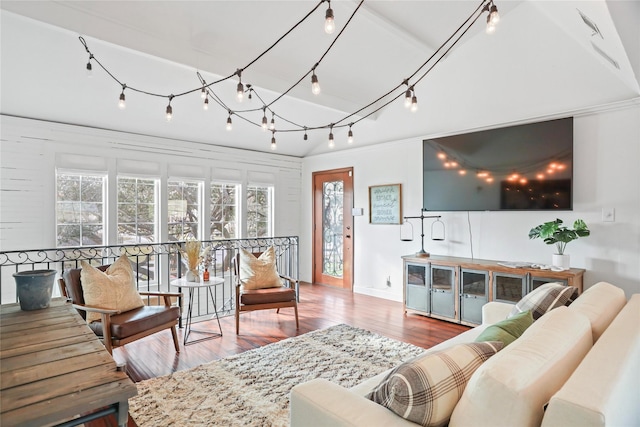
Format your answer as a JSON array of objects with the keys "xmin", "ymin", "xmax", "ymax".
[{"xmin": 423, "ymin": 117, "xmax": 573, "ymax": 211}]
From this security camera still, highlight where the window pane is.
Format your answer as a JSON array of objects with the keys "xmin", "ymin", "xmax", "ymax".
[
  {"xmin": 117, "ymin": 177, "xmax": 157, "ymax": 244},
  {"xmin": 211, "ymin": 183, "xmax": 239, "ymax": 239},
  {"xmin": 56, "ymin": 172, "xmax": 105, "ymax": 247},
  {"xmin": 247, "ymin": 185, "xmax": 273, "ymax": 238},
  {"xmin": 168, "ymin": 180, "xmax": 201, "ymax": 241}
]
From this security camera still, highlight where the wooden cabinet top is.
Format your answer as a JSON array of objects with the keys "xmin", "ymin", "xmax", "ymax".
[{"xmin": 402, "ymin": 254, "xmax": 585, "ymax": 279}]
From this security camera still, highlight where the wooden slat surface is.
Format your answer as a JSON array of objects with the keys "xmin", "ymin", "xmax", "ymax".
[{"xmin": 0, "ymin": 299, "xmax": 137, "ymax": 427}]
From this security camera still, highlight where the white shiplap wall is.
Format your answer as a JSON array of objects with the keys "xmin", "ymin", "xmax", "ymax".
[{"xmin": 0, "ymin": 114, "xmax": 302, "ymax": 251}]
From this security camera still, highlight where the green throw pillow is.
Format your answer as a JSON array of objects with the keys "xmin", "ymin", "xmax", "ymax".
[{"xmin": 475, "ymin": 310, "xmax": 533, "ymax": 347}]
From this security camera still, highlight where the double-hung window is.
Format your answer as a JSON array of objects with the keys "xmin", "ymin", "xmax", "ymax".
[
  {"xmin": 55, "ymin": 172, "xmax": 106, "ymax": 247},
  {"xmin": 168, "ymin": 180, "xmax": 203, "ymax": 241},
  {"xmin": 117, "ymin": 177, "xmax": 158, "ymax": 244},
  {"xmin": 246, "ymin": 185, "xmax": 274, "ymax": 238},
  {"xmin": 210, "ymin": 183, "xmax": 239, "ymax": 239}
]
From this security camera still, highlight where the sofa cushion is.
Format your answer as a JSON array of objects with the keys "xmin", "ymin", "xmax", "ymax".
[
  {"xmin": 80, "ymin": 255, "xmax": 144, "ymax": 323},
  {"xmin": 239, "ymin": 247, "xmax": 282, "ymax": 290},
  {"xmin": 567, "ymin": 281, "xmax": 626, "ymax": 342},
  {"xmin": 366, "ymin": 341, "xmax": 503, "ymax": 427},
  {"xmin": 508, "ymin": 282, "xmax": 578, "ymax": 320},
  {"xmin": 542, "ymin": 294, "xmax": 640, "ymax": 427},
  {"xmin": 449, "ymin": 306, "xmax": 592, "ymax": 427},
  {"xmin": 475, "ymin": 310, "xmax": 533, "ymax": 347}
]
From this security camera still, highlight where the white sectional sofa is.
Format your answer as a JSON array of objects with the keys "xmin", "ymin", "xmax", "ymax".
[{"xmin": 290, "ymin": 282, "xmax": 639, "ymax": 427}]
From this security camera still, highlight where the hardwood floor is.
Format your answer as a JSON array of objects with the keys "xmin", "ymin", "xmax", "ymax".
[{"xmin": 91, "ymin": 283, "xmax": 470, "ymax": 426}]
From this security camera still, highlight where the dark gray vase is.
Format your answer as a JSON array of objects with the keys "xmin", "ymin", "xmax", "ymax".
[{"xmin": 13, "ymin": 269, "xmax": 57, "ymax": 311}]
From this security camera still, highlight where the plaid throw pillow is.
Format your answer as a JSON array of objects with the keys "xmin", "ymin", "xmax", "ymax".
[
  {"xmin": 366, "ymin": 341, "xmax": 503, "ymax": 427},
  {"xmin": 508, "ymin": 282, "xmax": 578, "ymax": 320}
]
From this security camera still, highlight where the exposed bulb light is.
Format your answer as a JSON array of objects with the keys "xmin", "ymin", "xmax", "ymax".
[
  {"xmin": 165, "ymin": 96, "xmax": 174, "ymax": 121},
  {"xmin": 486, "ymin": 176, "xmax": 494, "ymax": 183},
  {"xmin": 489, "ymin": 4, "xmax": 500, "ymax": 24},
  {"xmin": 311, "ymin": 71, "xmax": 321, "ymax": 95},
  {"xmin": 437, "ymin": 152, "xmax": 447, "ymax": 160},
  {"xmin": 347, "ymin": 125, "xmax": 354, "ymax": 144},
  {"xmin": 450, "ymin": 161, "xmax": 458, "ymax": 168},
  {"xmin": 118, "ymin": 91, "xmax": 126, "ymax": 110},
  {"xmin": 486, "ymin": 15, "xmax": 496, "ymax": 34},
  {"xmin": 459, "ymin": 169, "xmax": 467, "ymax": 176},
  {"xmin": 269, "ymin": 113, "xmax": 276, "ymax": 131},
  {"xmin": 203, "ymin": 96, "xmax": 209, "ymax": 110},
  {"xmin": 261, "ymin": 108, "xmax": 268, "ymax": 131},
  {"xmin": 303, "ymin": 127, "xmax": 308, "ymax": 141},
  {"xmin": 271, "ymin": 131, "xmax": 277, "ymax": 150},
  {"xmin": 86, "ymin": 59, "xmax": 93, "ymax": 77},
  {"xmin": 328, "ymin": 126, "xmax": 335, "ymax": 148},
  {"xmin": 201, "ymin": 87, "xmax": 207, "ymax": 99},
  {"xmin": 226, "ymin": 112, "xmax": 233, "ymax": 131},
  {"xmin": 444, "ymin": 161, "xmax": 451, "ymax": 168},
  {"xmin": 536, "ymin": 173, "xmax": 545, "ymax": 180},
  {"xmin": 236, "ymin": 81, "xmax": 244, "ymax": 102},
  {"xmin": 404, "ymin": 89, "xmax": 413, "ymax": 108},
  {"xmin": 324, "ymin": 2, "xmax": 335, "ymax": 34},
  {"xmin": 410, "ymin": 95, "xmax": 418, "ymax": 112}
]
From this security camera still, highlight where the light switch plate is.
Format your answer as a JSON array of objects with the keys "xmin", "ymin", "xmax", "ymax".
[{"xmin": 602, "ymin": 207, "xmax": 615, "ymax": 222}]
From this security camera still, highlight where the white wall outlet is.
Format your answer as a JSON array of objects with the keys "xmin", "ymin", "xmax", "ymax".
[{"xmin": 602, "ymin": 207, "xmax": 615, "ymax": 222}]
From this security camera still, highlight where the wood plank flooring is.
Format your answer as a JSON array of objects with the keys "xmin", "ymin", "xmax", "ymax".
[{"xmin": 90, "ymin": 283, "xmax": 470, "ymax": 426}]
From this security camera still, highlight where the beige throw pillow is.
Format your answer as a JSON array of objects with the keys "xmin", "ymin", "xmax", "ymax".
[
  {"xmin": 239, "ymin": 247, "xmax": 282, "ymax": 290},
  {"xmin": 80, "ymin": 254, "xmax": 144, "ymax": 322}
]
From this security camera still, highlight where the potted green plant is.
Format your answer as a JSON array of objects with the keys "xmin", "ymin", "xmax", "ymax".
[{"xmin": 528, "ymin": 218, "xmax": 590, "ymax": 269}]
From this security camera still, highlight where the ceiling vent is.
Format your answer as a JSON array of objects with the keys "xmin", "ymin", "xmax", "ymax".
[
  {"xmin": 577, "ymin": 9, "xmax": 603, "ymax": 39},
  {"xmin": 591, "ymin": 42, "xmax": 620, "ymax": 70}
]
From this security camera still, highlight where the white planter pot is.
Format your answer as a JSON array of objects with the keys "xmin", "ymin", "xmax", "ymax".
[{"xmin": 552, "ymin": 254, "xmax": 570, "ymax": 270}]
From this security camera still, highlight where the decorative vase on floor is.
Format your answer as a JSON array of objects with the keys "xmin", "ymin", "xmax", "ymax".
[
  {"xmin": 552, "ymin": 254, "xmax": 570, "ymax": 270},
  {"xmin": 13, "ymin": 269, "xmax": 57, "ymax": 311}
]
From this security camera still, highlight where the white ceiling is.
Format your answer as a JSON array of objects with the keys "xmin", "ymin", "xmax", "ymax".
[{"xmin": 1, "ymin": 1, "xmax": 638, "ymax": 158}]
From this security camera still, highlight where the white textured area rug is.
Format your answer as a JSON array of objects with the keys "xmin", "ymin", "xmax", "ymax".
[{"xmin": 129, "ymin": 324, "xmax": 425, "ymax": 426}]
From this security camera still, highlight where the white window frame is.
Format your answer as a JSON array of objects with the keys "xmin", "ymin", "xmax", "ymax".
[
  {"xmin": 167, "ymin": 179, "xmax": 204, "ymax": 241},
  {"xmin": 246, "ymin": 184, "xmax": 274, "ymax": 238},
  {"xmin": 117, "ymin": 176, "xmax": 159, "ymax": 244}
]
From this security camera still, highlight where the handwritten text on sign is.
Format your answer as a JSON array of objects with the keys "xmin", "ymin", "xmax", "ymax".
[{"xmin": 370, "ymin": 184, "xmax": 401, "ymax": 224}]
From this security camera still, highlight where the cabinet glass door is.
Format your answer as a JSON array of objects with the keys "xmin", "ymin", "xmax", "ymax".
[
  {"xmin": 405, "ymin": 263, "xmax": 429, "ymax": 313},
  {"xmin": 530, "ymin": 276, "xmax": 568, "ymax": 291},
  {"xmin": 460, "ymin": 269, "xmax": 488, "ymax": 324},
  {"xmin": 430, "ymin": 265, "xmax": 456, "ymax": 319},
  {"xmin": 494, "ymin": 273, "xmax": 526, "ymax": 303}
]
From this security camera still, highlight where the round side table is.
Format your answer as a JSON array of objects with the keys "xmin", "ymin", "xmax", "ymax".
[{"xmin": 171, "ymin": 277, "xmax": 225, "ymax": 345}]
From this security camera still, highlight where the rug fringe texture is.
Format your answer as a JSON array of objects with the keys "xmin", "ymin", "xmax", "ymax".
[{"xmin": 129, "ymin": 324, "xmax": 425, "ymax": 426}]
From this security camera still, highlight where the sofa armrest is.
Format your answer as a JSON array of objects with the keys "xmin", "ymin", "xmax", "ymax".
[
  {"xmin": 482, "ymin": 301, "xmax": 514, "ymax": 325},
  {"xmin": 290, "ymin": 378, "xmax": 419, "ymax": 427}
]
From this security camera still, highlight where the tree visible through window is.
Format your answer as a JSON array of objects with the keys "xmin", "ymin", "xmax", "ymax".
[
  {"xmin": 211, "ymin": 183, "xmax": 238, "ymax": 239},
  {"xmin": 247, "ymin": 185, "xmax": 273, "ymax": 238},
  {"xmin": 56, "ymin": 173, "xmax": 106, "ymax": 247},
  {"xmin": 168, "ymin": 180, "xmax": 202, "ymax": 241},
  {"xmin": 117, "ymin": 177, "xmax": 157, "ymax": 244}
]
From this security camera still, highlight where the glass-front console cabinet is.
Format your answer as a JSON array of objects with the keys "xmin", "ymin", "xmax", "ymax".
[{"xmin": 403, "ymin": 255, "xmax": 585, "ymax": 326}]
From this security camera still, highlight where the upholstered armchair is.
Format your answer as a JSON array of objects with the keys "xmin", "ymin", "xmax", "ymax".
[
  {"xmin": 233, "ymin": 247, "xmax": 299, "ymax": 334},
  {"xmin": 59, "ymin": 256, "xmax": 182, "ymax": 354}
]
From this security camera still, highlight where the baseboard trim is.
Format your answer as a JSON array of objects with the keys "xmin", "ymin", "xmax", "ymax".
[{"xmin": 353, "ymin": 286, "xmax": 403, "ymax": 302}]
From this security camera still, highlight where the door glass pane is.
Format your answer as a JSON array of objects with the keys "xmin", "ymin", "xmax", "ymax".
[
  {"xmin": 407, "ymin": 265, "xmax": 426, "ymax": 286},
  {"xmin": 322, "ymin": 180, "xmax": 343, "ymax": 278},
  {"xmin": 495, "ymin": 275, "xmax": 524, "ymax": 302},
  {"xmin": 432, "ymin": 267, "xmax": 453, "ymax": 291},
  {"xmin": 462, "ymin": 271, "xmax": 486, "ymax": 297}
]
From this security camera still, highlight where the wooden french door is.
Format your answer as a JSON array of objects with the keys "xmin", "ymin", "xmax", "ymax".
[{"xmin": 312, "ymin": 167, "xmax": 354, "ymax": 289}]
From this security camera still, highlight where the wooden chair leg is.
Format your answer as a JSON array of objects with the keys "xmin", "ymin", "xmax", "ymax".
[
  {"xmin": 235, "ymin": 309, "xmax": 240, "ymax": 335},
  {"xmin": 294, "ymin": 303, "xmax": 299, "ymax": 329},
  {"xmin": 276, "ymin": 308, "xmax": 280, "ymax": 314},
  {"xmin": 170, "ymin": 326, "xmax": 180, "ymax": 352}
]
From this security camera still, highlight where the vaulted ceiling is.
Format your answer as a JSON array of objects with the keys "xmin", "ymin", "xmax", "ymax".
[{"xmin": 1, "ymin": 1, "xmax": 638, "ymax": 157}]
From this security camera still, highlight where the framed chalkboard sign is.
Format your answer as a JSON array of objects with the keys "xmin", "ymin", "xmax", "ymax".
[{"xmin": 369, "ymin": 184, "xmax": 402, "ymax": 224}]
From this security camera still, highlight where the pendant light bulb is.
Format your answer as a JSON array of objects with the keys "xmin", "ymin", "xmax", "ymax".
[
  {"xmin": 486, "ymin": 14, "xmax": 496, "ymax": 34},
  {"xmin": 347, "ymin": 126, "xmax": 354, "ymax": 144},
  {"xmin": 328, "ymin": 126, "xmax": 335, "ymax": 148},
  {"xmin": 236, "ymin": 82, "xmax": 244, "ymax": 102},
  {"xmin": 85, "ymin": 55, "xmax": 93, "ymax": 77},
  {"xmin": 269, "ymin": 113, "xmax": 276, "ymax": 131},
  {"xmin": 304, "ymin": 127, "xmax": 308, "ymax": 141},
  {"xmin": 118, "ymin": 91, "xmax": 126, "ymax": 110},
  {"xmin": 324, "ymin": 3, "xmax": 335, "ymax": 34},
  {"xmin": 311, "ymin": 72, "xmax": 321, "ymax": 95},
  {"xmin": 201, "ymin": 87, "xmax": 206, "ymax": 99},
  {"xmin": 203, "ymin": 96, "xmax": 209, "ymax": 110},
  {"xmin": 404, "ymin": 89, "xmax": 412, "ymax": 108},
  {"xmin": 165, "ymin": 104, "xmax": 173, "ymax": 122},
  {"xmin": 261, "ymin": 110, "xmax": 268, "ymax": 131},
  {"xmin": 271, "ymin": 132, "xmax": 277, "ymax": 151},
  {"xmin": 410, "ymin": 95, "xmax": 418, "ymax": 113},
  {"xmin": 489, "ymin": 4, "xmax": 500, "ymax": 24},
  {"xmin": 226, "ymin": 113, "xmax": 233, "ymax": 131}
]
